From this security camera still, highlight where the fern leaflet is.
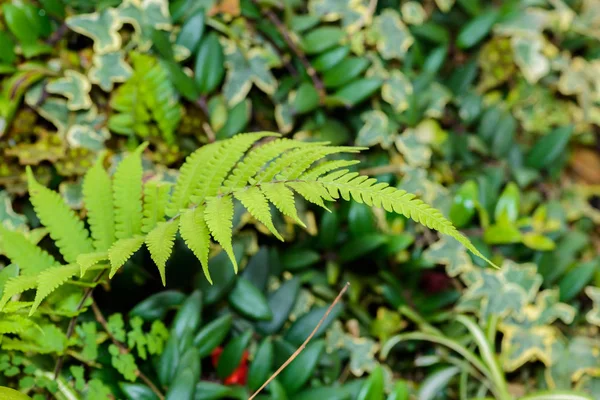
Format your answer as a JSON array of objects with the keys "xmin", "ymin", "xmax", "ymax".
[
  {"xmin": 0, "ymin": 275, "xmax": 38, "ymax": 310},
  {"xmin": 30, "ymin": 264, "xmax": 80, "ymax": 315},
  {"xmin": 113, "ymin": 144, "xmax": 146, "ymax": 239},
  {"xmin": 77, "ymin": 252, "xmax": 109, "ymax": 277},
  {"xmin": 142, "ymin": 181, "xmax": 171, "ymax": 233},
  {"xmin": 261, "ymin": 183, "xmax": 305, "ymax": 227},
  {"xmin": 179, "ymin": 207, "xmax": 211, "ymax": 283},
  {"xmin": 145, "ymin": 221, "xmax": 178, "ymax": 285},
  {"xmin": 108, "ymin": 236, "xmax": 145, "ymax": 278},
  {"xmin": 234, "ymin": 186, "xmax": 283, "ymax": 241},
  {"xmin": 83, "ymin": 153, "xmax": 115, "ymax": 251},
  {"xmin": 204, "ymin": 195, "xmax": 237, "ymax": 272},
  {"xmin": 0, "ymin": 225, "xmax": 57, "ymax": 275},
  {"xmin": 27, "ymin": 167, "xmax": 94, "ymax": 263}
]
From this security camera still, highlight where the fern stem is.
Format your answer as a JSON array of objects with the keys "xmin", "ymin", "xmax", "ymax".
[
  {"xmin": 91, "ymin": 299, "xmax": 165, "ymax": 400},
  {"xmin": 52, "ymin": 271, "xmax": 106, "ymax": 383}
]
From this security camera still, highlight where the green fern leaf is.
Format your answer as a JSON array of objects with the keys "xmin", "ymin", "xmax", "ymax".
[
  {"xmin": 234, "ymin": 186, "xmax": 283, "ymax": 240},
  {"xmin": 167, "ymin": 143, "xmax": 225, "ymax": 216},
  {"xmin": 191, "ymin": 132, "xmax": 274, "ymax": 203},
  {"xmin": 179, "ymin": 207, "xmax": 212, "ymax": 283},
  {"xmin": 30, "ymin": 264, "xmax": 80, "ymax": 315},
  {"xmin": 113, "ymin": 144, "xmax": 147, "ymax": 239},
  {"xmin": 286, "ymin": 181, "xmax": 331, "ymax": 210},
  {"xmin": 0, "ymin": 315, "xmax": 34, "ymax": 334},
  {"xmin": 319, "ymin": 170, "xmax": 496, "ymax": 266},
  {"xmin": 146, "ymin": 221, "xmax": 178, "ymax": 286},
  {"xmin": 224, "ymin": 138, "xmax": 307, "ymax": 189},
  {"xmin": 255, "ymin": 146, "xmax": 319, "ymax": 183},
  {"xmin": 260, "ymin": 182, "xmax": 304, "ymax": 227},
  {"xmin": 0, "ymin": 225, "xmax": 57, "ymax": 275},
  {"xmin": 0, "ymin": 275, "xmax": 38, "ymax": 310},
  {"xmin": 142, "ymin": 181, "xmax": 171, "ymax": 233},
  {"xmin": 27, "ymin": 167, "xmax": 94, "ymax": 263},
  {"xmin": 302, "ymin": 159, "xmax": 360, "ymax": 180},
  {"xmin": 204, "ymin": 195, "xmax": 237, "ymax": 272},
  {"xmin": 83, "ymin": 153, "xmax": 115, "ymax": 251},
  {"xmin": 108, "ymin": 236, "xmax": 145, "ymax": 278},
  {"xmin": 77, "ymin": 252, "xmax": 109, "ymax": 277}
]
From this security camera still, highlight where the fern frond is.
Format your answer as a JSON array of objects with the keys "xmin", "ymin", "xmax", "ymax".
[
  {"xmin": 113, "ymin": 144, "xmax": 147, "ymax": 239},
  {"xmin": 27, "ymin": 167, "xmax": 94, "ymax": 263},
  {"xmin": 319, "ymin": 170, "xmax": 495, "ymax": 266},
  {"xmin": 223, "ymin": 138, "xmax": 310, "ymax": 189},
  {"xmin": 142, "ymin": 181, "xmax": 171, "ymax": 233},
  {"xmin": 77, "ymin": 252, "xmax": 109, "ymax": 277},
  {"xmin": 255, "ymin": 146, "xmax": 320, "ymax": 183},
  {"xmin": 167, "ymin": 143, "xmax": 225, "ymax": 216},
  {"xmin": 146, "ymin": 221, "xmax": 178, "ymax": 285},
  {"xmin": 301, "ymin": 159, "xmax": 360, "ymax": 180},
  {"xmin": 108, "ymin": 236, "xmax": 145, "ymax": 278},
  {"xmin": 260, "ymin": 183, "xmax": 304, "ymax": 227},
  {"xmin": 145, "ymin": 60, "xmax": 182, "ymax": 143},
  {"xmin": 83, "ymin": 153, "xmax": 115, "ymax": 251},
  {"xmin": 0, "ymin": 275, "xmax": 38, "ymax": 310},
  {"xmin": 204, "ymin": 195, "xmax": 237, "ymax": 272},
  {"xmin": 179, "ymin": 207, "xmax": 211, "ymax": 283},
  {"xmin": 234, "ymin": 186, "xmax": 283, "ymax": 241},
  {"xmin": 0, "ymin": 225, "xmax": 57, "ymax": 275},
  {"xmin": 30, "ymin": 264, "xmax": 80, "ymax": 315},
  {"xmin": 191, "ymin": 132, "xmax": 274, "ymax": 203}
]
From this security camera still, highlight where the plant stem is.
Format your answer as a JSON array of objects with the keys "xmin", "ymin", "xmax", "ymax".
[
  {"xmin": 91, "ymin": 299, "xmax": 165, "ymax": 400},
  {"xmin": 248, "ymin": 282, "xmax": 350, "ymax": 400},
  {"xmin": 53, "ymin": 271, "xmax": 105, "ymax": 380}
]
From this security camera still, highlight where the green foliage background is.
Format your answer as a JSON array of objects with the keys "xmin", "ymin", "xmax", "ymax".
[{"xmin": 1, "ymin": 0, "xmax": 600, "ymax": 399}]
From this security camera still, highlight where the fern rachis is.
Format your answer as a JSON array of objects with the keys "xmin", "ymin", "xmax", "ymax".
[{"xmin": 0, "ymin": 132, "xmax": 494, "ymax": 315}]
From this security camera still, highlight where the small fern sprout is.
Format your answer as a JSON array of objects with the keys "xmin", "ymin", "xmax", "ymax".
[{"xmin": 0, "ymin": 133, "xmax": 495, "ymax": 315}]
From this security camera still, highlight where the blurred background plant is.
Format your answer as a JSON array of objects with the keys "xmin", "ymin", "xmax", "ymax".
[{"xmin": 1, "ymin": 0, "xmax": 600, "ymax": 399}]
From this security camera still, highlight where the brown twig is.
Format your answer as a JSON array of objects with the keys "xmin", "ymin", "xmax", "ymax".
[
  {"xmin": 252, "ymin": 0, "xmax": 326, "ymax": 104},
  {"xmin": 248, "ymin": 282, "xmax": 350, "ymax": 400},
  {"xmin": 91, "ymin": 299, "xmax": 165, "ymax": 400}
]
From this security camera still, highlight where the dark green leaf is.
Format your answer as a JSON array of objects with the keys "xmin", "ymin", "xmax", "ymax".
[
  {"xmin": 120, "ymin": 383, "xmax": 160, "ymax": 400},
  {"xmin": 526, "ymin": 125, "xmax": 573, "ymax": 169},
  {"xmin": 313, "ymin": 46, "xmax": 350, "ymax": 72},
  {"xmin": 329, "ymin": 78, "xmax": 383, "ymax": 107},
  {"xmin": 130, "ymin": 290, "xmax": 187, "ymax": 321},
  {"xmin": 302, "ymin": 27, "xmax": 344, "ymax": 54},
  {"xmin": 172, "ymin": 290, "xmax": 203, "ymax": 338},
  {"xmin": 228, "ymin": 277, "xmax": 273, "ymax": 320},
  {"xmin": 166, "ymin": 369, "xmax": 196, "ymax": 400},
  {"xmin": 216, "ymin": 330, "xmax": 252, "ymax": 379},
  {"xmin": 323, "ymin": 58, "xmax": 370, "ymax": 89},
  {"xmin": 256, "ymin": 277, "xmax": 301, "ymax": 335},
  {"xmin": 193, "ymin": 314, "xmax": 233, "ymax": 358},
  {"xmin": 558, "ymin": 259, "xmax": 597, "ymax": 302},
  {"xmin": 279, "ymin": 340, "xmax": 325, "ymax": 394},
  {"xmin": 456, "ymin": 10, "xmax": 499, "ymax": 49},
  {"xmin": 247, "ymin": 338, "xmax": 274, "ymax": 392},
  {"xmin": 176, "ymin": 8, "xmax": 205, "ymax": 53},
  {"xmin": 284, "ymin": 304, "xmax": 343, "ymax": 346},
  {"xmin": 195, "ymin": 33, "xmax": 225, "ymax": 94}
]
